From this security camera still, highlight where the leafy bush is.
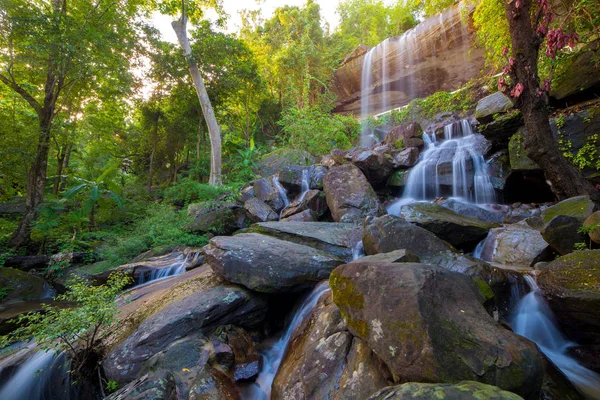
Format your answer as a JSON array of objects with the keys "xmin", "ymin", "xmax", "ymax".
[
  {"xmin": 0, "ymin": 272, "xmax": 132, "ymax": 376},
  {"xmin": 280, "ymin": 106, "xmax": 360, "ymax": 156},
  {"xmin": 162, "ymin": 178, "xmax": 231, "ymax": 206}
]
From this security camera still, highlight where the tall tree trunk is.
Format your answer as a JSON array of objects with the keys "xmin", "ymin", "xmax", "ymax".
[
  {"xmin": 10, "ymin": 115, "xmax": 52, "ymax": 248},
  {"xmin": 52, "ymin": 145, "xmax": 66, "ymax": 195},
  {"xmin": 147, "ymin": 114, "xmax": 159, "ymax": 194},
  {"xmin": 172, "ymin": 13, "xmax": 222, "ymax": 186},
  {"xmin": 504, "ymin": 0, "xmax": 600, "ymax": 202},
  {"xmin": 59, "ymin": 143, "xmax": 72, "ymax": 192}
]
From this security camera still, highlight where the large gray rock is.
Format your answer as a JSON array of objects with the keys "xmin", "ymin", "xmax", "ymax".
[
  {"xmin": 272, "ymin": 291, "xmax": 391, "ymax": 400},
  {"xmin": 253, "ymin": 177, "xmax": 286, "ymax": 212},
  {"xmin": 509, "ymin": 129, "xmax": 540, "ymax": 171},
  {"xmin": 479, "ymin": 111, "xmax": 523, "ymax": 150},
  {"xmin": 203, "ymin": 233, "xmax": 343, "ymax": 293},
  {"xmin": 248, "ymin": 222, "xmax": 362, "ymax": 262},
  {"xmin": 0, "ymin": 268, "xmax": 54, "ymax": 306},
  {"xmin": 330, "ymin": 262, "xmax": 543, "ymax": 398},
  {"xmin": 541, "ymin": 195, "xmax": 595, "ymax": 225},
  {"xmin": 541, "ymin": 215, "xmax": 586, "ymax": 255},
  {"xmin": 280, "ymin": 190, "xmax": 327, "ymax": 219},
  {"xmin": 350, "ymin": 249, "xmax": 420, "ymax": 264},
  {"xmin": 476, "ymin": 222, "xmax": 551, "ymax": 267},
  {"xmin": 362, "ymin": 214, "xmax": 452, "ymax": 257},
  {"xmin": 187, "ymin": 201, "xmax": 248, "ymax": 234},
  {"xmin": 351, "ymin": 150, "xmax": 395, "ymax": 186},
  {"xmin": 279, "ymin": 165, "xmax": 328, "ymax": 191},
  {"xmin": 244, "ymin": 197, "xmax": 278, "ymax": 222},
  {"xmin": 392, "ymin": 147, "xmax": 419, "ymax": 168},
  {"xmin": 367, "ymin": 381, "xmax": 524, "ymax": 400},
  {"xmin": 103, "ymin": 284, "xmax": 267, "ymax": 383},
  {"xmin": 475, "ymin": 92, "xmax": 514, "ymax": 124},
  {"xmin": 280, "ymin": 209, "xmax": 318, "ymax": 222},
  {"xmin": 438, "ymin": 198, "xmax": 505, "ymax": 224},
  {"xmin": 257, "ymin": 149, "xmax": 315, "ymax": 177},
  {"xmin": 538, "ymin": 250, "xmax": 600, "ymax": 343},
  {"xmin": 399, "ymin": 202, "xmax": 499, "ymax": 249},
  {"xmin": 323, "ymin": 164, "xmax": 383, "ymax": 223}
]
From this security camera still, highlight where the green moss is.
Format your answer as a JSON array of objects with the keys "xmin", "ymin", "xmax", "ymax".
[
  {"xmin": 541, "ymin": 196, "xmax": 594, "ymax": 224},
  {"xmin": 545, "ymin": 250, "xmax": 600, "ymax": 291},
  {"xmin": 472, "ymin": 277, "xmax": 494, "ymax": 301}
]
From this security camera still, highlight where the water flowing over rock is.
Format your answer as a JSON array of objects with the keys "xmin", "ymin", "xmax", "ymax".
[
  {"xmin": 397, "ymin": 202, "xmax": 498, "ymax": 249},
  {"xmin": 203, "ymin": 233, "xmax": 343, "ymax": 293},
  {"xmin": 476, "ymin": 222, "xmax": 551, "ymax": 267},
  {"xmin": 537, "ymin": 250, "xmax": 600, "ymax": 344},
  {"xmin": 104, "ymin": 284, "xmax": 267, "ymax": 383},
  {"xmin": 367, "ymin": 381, "xmax": 525, "ymax": 400},
  {"xmin": 333, "ymin": 3, "xmax": 485, "ymax": 116},
  {"xmin": 387, "ymin": 120, "xmax": 495, "ymax": 210},
  {"xmin": 248, "ymin": 222, "xmax": 362, "ymax": 262},
  {"xmin": 271, "ymin": 291, "xmax": 391, "ymax": 399},
  {"xmin": 362, "ymin": 214, "xmax": 452, "ymax": 257},
  {"xmin": 330, "ymin": 262, "xmax": 543, "ymax": 398},
  {"xmin": 323, "ymin": 164, "xmax": 383, "ymax": 223}
]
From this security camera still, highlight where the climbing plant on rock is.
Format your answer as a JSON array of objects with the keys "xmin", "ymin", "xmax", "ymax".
[{"xmin": 500, "ymin": 0, "xmax": 600, "ymax": 202}]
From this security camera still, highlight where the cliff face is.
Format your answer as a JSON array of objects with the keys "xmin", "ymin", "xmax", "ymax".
[{"xmin": 332, "ymin": 4, "xmax": 486, "ymax": 116}]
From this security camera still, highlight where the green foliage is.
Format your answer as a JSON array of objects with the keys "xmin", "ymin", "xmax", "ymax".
[
  {"xmin": 0, "ymin": 287, "xmax": 9, "ymax": 301},
  {"xmin": 0, "ymin": 272, "xmax": 133, "ymax": 372},
  {"xmin": 573, "ymin": 242, "xmax": 588, "ymax": 251},
  {"xmin": 163, "ymin": 178, "xmax": 231, "ymax": 206},
  {"xmin": 280, "ymin": 106, "xmax": 360, "ymax": 155},
  {"xmin": 106, "ymin": 380, "xmax": 119, "ymax": 393}
]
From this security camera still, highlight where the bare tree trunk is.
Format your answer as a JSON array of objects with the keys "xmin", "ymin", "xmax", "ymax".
[
  {"xmin": 172, "ymin": 13, "xmax": 222, "ymax": 186},
  {"xmin": 59, "ymin": 143, "xmax": 72, "ymax": 192},
  {"xmin": 147, "ymin": 113, "xmax": 159, "ymax": 194},
  {"xmin": 52, "ymin": 145, "xmax": 65, "ymax": 195},
  {"xmin": 504, "ymin": 0, "xmax": 600, "ymax": 202}
]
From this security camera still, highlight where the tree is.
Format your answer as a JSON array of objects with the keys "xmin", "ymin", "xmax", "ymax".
[
  {"xmin": 0, "ymin": 0, "xmax": 144, "ymax": 248},
  {"xmin": 501, "ymin": 0, "xmax": 600, "ymax": 201},
  {"xmin": 171, "ymin": 0, "xmax": 222, "ymax": 186}
]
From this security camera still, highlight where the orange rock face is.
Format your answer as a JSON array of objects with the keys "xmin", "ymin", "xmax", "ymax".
[{"xmin": 333, "ymin": 4, "xmax": 486, "ymax": 116}]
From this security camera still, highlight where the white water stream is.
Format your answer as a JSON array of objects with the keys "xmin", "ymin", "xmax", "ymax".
[
  {"xmin": 272, "ymin": 175, "xmax": 289, "ymax": 208},
  {"xmin": 512, "ymin": 275, "xmax": 600, "ymax": 399},
  {"xmin": 136, "ymin": 251, "xmax": 200, "ymax": 286}
]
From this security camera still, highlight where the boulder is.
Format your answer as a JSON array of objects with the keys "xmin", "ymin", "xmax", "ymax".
[
  {"xmin": 541, "ymin": 195, "xmax": 595, "ymax": 224},
  {"xmin": 257, "ymin": 149, "xmax": 315, "ymax": 177},
  {"xmin": 0, "ymin": 268, "xmax": 54, "ymax": 306},
  {"xmin": 187, "ymin": 201, "xmax": 248, "ymax": 235},
  {"xmin": 248, "ymin": 222, "xmax": 362, "ymax": 262},
  {"xmin": 280, "ymin": 190, "xmax": 327, "ymax": 219},
  {"xmin": 330, "ymin": 262, "xmax": 543, "ymax": 398},
  {"xmin": 551, "ymin": 40, "xmax": 600, "ymax": 100},
  {"xmin": 278, "ymin": 165, "xmax": 328, "ymax": 192},
  {"xmin": 477, "ymin": 222, "xmax": 551, "ymax": 267},
  {"xmin": 487, "ymin": 150, "xmax": 511, "ymax": 191},
  {"xmin": 475, "ymin": 92, "xmax": 514, "ymax": 124},
  {"xmin": 509, "ymin": 129, "xmax": 540, "ymax": 171},
  {"xmin": 383, "ymin": 123, "xmax": 423, "ymax": 148},
  {"xmin": 203, "ymin": 233, "xmax": 343, "ymax": 293},
  {"xmin": 350, "ymin": 249, "xmax": 420, "ymax": 264},
  {"xmin": 399, "ymin": 202, "xmax": 499, "ymax": 249},
  {"xmin": 323, "ymin": 164, "xmax": 383, "ymax": 223},
  {"xmin": 438, "ymin": 198, "xmax": 505, "ymax": 224},
  {"xmin": 392, "ymin": 147, "xmax": 419, "ymax": 168},
  {"xmin": 105, "ymin": 371, "xmax": 178, "ymax": 400},
  {"xmin": 386, "ymin": 170, "xmax": 410, "ymax": 190},
  {"xmin": 538, "ymin": 250, "xmax": 600, "ymax": 343},
  {"xmin": 351, "ymin": 150, "xmax": 395, "ymax": 186},
  {"xmin": 253, "ymin": 178, "xmax": 286, "ymax": 212},
  {"xmin": 280, "ymin": 209, "xmax": 318, "ymax": 222},
  {"xmin": 541, "ymin": 215, "xmax": 587, "ymax": 255},
  {"xmin": 584, "ymin": 211, "xmax": 600, "ymax": 244},
  {"xmin": 362, "ymin": 214, "xmax": 452, "ymax": 258},
  {"xmin": 103, "ymin": 284, "xmax": 267, "ymax": 383},
  {"xmin": 367, "ymin": 381, "xmax": 524, "ymax": 400},
  {"xmin": 272, "ymin": 291, "xmax": 391, "ymax": 400},
  {"xmin": 244, "ymin": 197, "xmax": 278, "ymax": 222}
]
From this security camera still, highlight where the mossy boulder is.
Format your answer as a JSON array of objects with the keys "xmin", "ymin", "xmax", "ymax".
[
  {"xmin": 583, "ymin": 210, "xmax": 600, "ymax": 244},
  {"xmin": 187, "ymin": 201, "xmax": 248, "ymax": 235},
  {"xmin": 367, "ymin": 381, "xmax": 524, "ymax": 400},
  {"xmin": 257, "ymin": 149, "xmax": 315, "ymax": 177},
  {"xmin": 272, "ymin": 291, "xmax": 390, "ymax": 399},
  {"xmin": 509, "ymin": 129, "xmax": 539, "ymax": 171},
  {"xmin": 541, "ymin": 195, "xmax": 595, "ymax": 225},
  {"xmin": 386, "ymin": 170, "xmax": 410, "ymax": 189},
  {"xmin": 203, "ymin": 233, "xmax": 343, "ymax": 293},
  {"xmin": 323, "ymin": 164, "xmax": 383, "ymax": 223},
  {"xmin": 399, "ymin": 202, "xmax": 499, "ymax": 249},
  {"xmin": 383, "ymin": 122, "xmax": 423, "ymax": 148},
  {"xmin": 541, "ymin": 215, "xmax": 587, "ymax": 255},
  {"xmin": 0, "ymin": 267, "xmax": 54, "ymax": 306},
  {"xmin": 475, "ymin": 92, "xmax": 514, "ymax": 124},
  {"xmin": 329, "ymin": 262, "xmax": 543, "ymax": 398},
  {"xmin": 538, "ymin": 250, "xmax": 600, "ymax": 343},
  {"xmin": 480, "ymin": 111, "xmax": 523, "ymax": 150}
]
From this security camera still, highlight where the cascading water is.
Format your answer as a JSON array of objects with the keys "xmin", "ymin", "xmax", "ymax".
[
  {"xmin": 297, "ymin": 169, "xmax": 310, "ymax": 202},
  {"xmin": 272, "ymin": 175, "xmax": 289, "ymax": 208},
  {"xmin": 241, "ymin": 282, "xmax": 331, "ymax": 399},
  {"xmin": 136, "ymin": 251, "xmax": 199, "ymax": 285},
  {"xmin": 360, "ymin": 47, "xmax": 376, "ymax": 146},
  {"xmin": 0, "ymin": 350, "xmax": 71, "ymax": 400},
  {"xmin": 388, "ymin": 120, "xmax": 496, "ymax": 214},
  {"xmin": 352, "ymin": 240, "xmax": 364, "ymax": 261},
  {"xmin": 512, "ymin": 275, "xmax": 600, "ymax": 399}
]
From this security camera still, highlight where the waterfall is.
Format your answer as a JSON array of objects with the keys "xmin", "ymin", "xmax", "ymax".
[
  {"xmin": 272, "ymin": 175, "xmax": 289, "ymax": 208},
  {"xmin": 352, "ymin": 240, "xmax": 364, "ymax": 261},
  {"xmin": 297, "ymin": 169, "xmax": 310, "ymax": 202},
  {"xmin": 380, "ymin": 38, "xmax": 390, "ymax": 114},
  {"xmin": 360, "ymin": 47, "xmax": 376, "ymax": 146},
  {"xmin": 512, "ymin": 275, "xmax": 600, "ymax": 399},
  {"xmin": 0, "ymin": 350, "xmax": 71, "ymax": 400},
  {"xmin": 388, "ymin": 120, "xmax": 496, "ymax": 214},
  {"xmin": 136, "ymin": 251, "xmax": 199, "ymax": 285},
  {"xmin": 241, "ymin": 282, "xmax": 331, "ymax": 399}
]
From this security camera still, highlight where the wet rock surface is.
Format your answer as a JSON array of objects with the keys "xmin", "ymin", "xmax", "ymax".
[
  {"xmin": 367, "ymin": 381, "xmax": 525, "ymax": 400},
  {"xmin": 203, "ymin": 233, "xmax": 343, "ymax": 293},
  {"xmin": 330, "ymin": 262, "xmax": 543, "ymax": 398}
]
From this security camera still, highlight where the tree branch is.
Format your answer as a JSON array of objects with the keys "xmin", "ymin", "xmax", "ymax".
[{"xmin": 0, "ymin": 72, "xmax": 42, "ymax": 115}]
